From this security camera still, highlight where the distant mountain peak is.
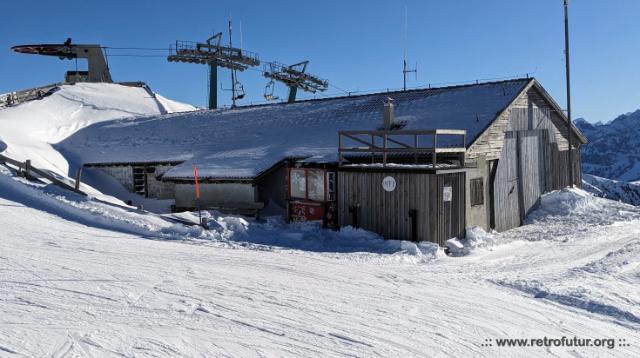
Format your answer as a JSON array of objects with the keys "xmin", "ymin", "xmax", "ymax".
[{"xmin": 580, "ymin": 107, "xmax": 640, "ymax": 182}]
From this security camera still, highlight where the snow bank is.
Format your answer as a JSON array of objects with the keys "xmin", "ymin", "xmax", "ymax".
[
  {"xmin": 446, "ymin": 226, "xmax": 496, "ymax": 256},
  {"xmin": 201, "ymin": 215, "xmax": 444, "ymax": 263},
  {"xmin": 0, "ymin": 166, "xmax": 441, "ymax": 263},
  {"xmin": 0, "ymin": 83, "xmax": 195, "ymax": 178},
  {"xmin": 526, "ymin": 187, "xmax": 640, "ymax": 229},
  {"xmin": 0, "ymin": 166, "xmax": 206, "ymax": 241}
]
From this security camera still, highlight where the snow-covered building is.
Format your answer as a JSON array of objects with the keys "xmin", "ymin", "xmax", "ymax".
[{"xmin": 60, "ymin": 78, "xmax": 587, "ymax": 244}]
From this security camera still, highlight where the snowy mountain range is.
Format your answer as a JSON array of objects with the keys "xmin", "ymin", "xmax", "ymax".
[
  {"xmin": 576, "ymin": 109, "xmax": 640, "ymax": 182},
  {"xmin": 582, "ymin": 174, "xmax": 640, "ymax": 206}
]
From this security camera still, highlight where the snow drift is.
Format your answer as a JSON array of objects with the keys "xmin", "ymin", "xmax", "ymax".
[{"xmin": 0, "ymin": 83, "xmax": 195, "ymax": 178}]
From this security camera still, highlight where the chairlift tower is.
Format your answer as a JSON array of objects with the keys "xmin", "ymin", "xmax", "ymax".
[
  {"xmin": 167, "ymin": 26, "xmax": 260, "ymax": 109},
  {"xmin": 11, "ymin": 38, "xmax": 113, "ymax": 83},
  {"xmin": 262, "ymin": 61, "xmax": 329, "ymax": 103}
]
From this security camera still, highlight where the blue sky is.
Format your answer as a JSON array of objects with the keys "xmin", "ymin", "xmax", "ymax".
[{"xmin": 1, "ymin": 0, "xmax": 638, "ymax": 123}]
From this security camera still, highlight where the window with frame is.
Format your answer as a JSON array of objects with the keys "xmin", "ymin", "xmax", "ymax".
[
  {"xmin": 470, "ymin": 178, "xmax": 484, "ymax": 206},
  {"xmin": 289, "ymin": 168, "xmax": 335, "ymax": 202},
  {"xmin": 290, "ymin": 169, "xmax": 307, "ymax": 199}
]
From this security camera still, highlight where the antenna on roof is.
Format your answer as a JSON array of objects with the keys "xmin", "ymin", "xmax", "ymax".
[{"xmin": 402, "ymin": 4, "xmax": 417, "ymax": 91}]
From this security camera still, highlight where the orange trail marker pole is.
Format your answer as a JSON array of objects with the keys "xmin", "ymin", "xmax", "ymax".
[{"xmin": 194, "ymin": 164, "xmax": 203, "ymax": 226}]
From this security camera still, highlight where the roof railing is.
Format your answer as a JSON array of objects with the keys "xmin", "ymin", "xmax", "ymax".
[{"xmin": 338, "ymin": 129, "xmax": 466, "ymax": 168}]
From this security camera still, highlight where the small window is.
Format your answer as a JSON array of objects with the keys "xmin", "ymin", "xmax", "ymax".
[
  {"xmin": 307, "ymin": 170, "xmax": 325, "ymax": 201},
  {"xmin": 290, "ymin": 169, "xmax": 306, "ymax": 199},
  {"xmin": 470, "ymin": 178, "xmax": 484, "ymax": 206},
  {"xmin": 289, "ymin": 168, "xmax": 335, "ymax": 201}
]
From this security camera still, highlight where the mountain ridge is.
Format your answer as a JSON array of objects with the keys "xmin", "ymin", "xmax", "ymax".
[{"xmin": 576, "ymin": 109, "xmax": 640, "ymax": 182}]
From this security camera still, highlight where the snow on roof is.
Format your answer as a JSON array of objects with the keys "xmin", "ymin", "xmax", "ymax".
[
  {"xmin": 59, "ymin": 78, "xmax": 531, "ymax": 180},
  {"xmin": 0, "ymin": 82, "xmax": 195, "ymax": 177}
]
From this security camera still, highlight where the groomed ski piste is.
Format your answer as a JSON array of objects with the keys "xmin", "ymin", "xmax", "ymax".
[{"xmin": 0, "ymin": 84, "xmax": 639, "ymax": 357}]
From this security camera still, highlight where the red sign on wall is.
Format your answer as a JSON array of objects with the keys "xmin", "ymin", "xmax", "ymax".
[{"xmin": 290, "ymin": 201, "xmax": 325, "ymax": 222}]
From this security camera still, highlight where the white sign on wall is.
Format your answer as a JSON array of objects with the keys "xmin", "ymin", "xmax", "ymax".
[
  {"xmin": 443, "ymin": 186, "xmax": 452, "ymax": 202},
  {"xmin": 382, "ymin": 176, "xmax": 396, "ymax": 192}
]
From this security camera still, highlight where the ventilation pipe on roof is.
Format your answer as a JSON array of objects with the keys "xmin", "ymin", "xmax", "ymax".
[{"xmin": 383, "ymin": 97, "xmax": 395, "ymax": 130}]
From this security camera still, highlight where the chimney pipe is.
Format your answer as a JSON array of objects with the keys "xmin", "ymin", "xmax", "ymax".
[{"xmin": 383, "ymin": 97, "xmax": 395, "ymax": 130}]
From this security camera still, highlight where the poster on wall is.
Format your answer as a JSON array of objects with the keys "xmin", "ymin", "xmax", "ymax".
[{"xmin": 443, "ymin": 186, "xmax": 452, "ymax": 202}]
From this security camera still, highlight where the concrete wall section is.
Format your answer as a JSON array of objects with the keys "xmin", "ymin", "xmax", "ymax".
[
  {"xmin": 174, "ymin": 183, "xmax": 257, "ymax": 209},
  {"xmin": 464, "ymin": 156, "xmax": 489, "ymax": 230}
]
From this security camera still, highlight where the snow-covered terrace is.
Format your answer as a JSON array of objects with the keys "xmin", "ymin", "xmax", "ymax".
[{"xmin": 59, "ymin": 78, "xmax": 531, "ymax": 180}]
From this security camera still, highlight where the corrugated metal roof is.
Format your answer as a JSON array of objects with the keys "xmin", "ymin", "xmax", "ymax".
[{"xmin": 60, "ymin": 78, "xmax": 532, "ymax": 179}]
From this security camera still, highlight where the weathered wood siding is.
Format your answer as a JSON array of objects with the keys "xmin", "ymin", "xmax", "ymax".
[
  {"xmin": 337, "ymin": 170, "xmax": 465, "ymax": 246},
  {"xmin": 547, "ymin": 145, "xmax": 582, "ymax": 190},
  {"xmin": 493, "ymin": 132, "xmax": 521, "ymax": 231},
  {"xmin": 493, "ymin": 129, "xmax": 581, "ymax": 232},
  {"xmin": 467, "ymin": 83, "xmax": 582, "ymax": 163},
  {"xmin": 517, "ymin": 130, "xmax": 546, "ymax": 218}
]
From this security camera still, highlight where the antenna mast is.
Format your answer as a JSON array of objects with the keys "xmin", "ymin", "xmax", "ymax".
[{"xmin": 402, "ymin": 5, "xmax": 417, "ymax": 91}]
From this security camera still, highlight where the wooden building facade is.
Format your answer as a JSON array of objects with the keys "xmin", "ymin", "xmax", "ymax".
[{"xmin": 76, "ymin": 78, "xmax": 586, "ymax": 245}]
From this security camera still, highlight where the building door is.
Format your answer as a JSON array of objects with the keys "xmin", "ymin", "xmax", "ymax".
[
  {"xmin": 492, "ymin": 132, "xmax": 521, "ymax": 231},
  {"xmin": 517, "ymin": 130, "xmax": 546, "ymax": 218},
  {"xmin": 492, "ymin": 130, "xmax": 547, "ymax": 231}
]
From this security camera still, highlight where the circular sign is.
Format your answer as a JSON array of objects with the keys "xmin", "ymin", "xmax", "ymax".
[{"xmin": 382, "ymin": 176, "xmax": 396, "ymax": 192}]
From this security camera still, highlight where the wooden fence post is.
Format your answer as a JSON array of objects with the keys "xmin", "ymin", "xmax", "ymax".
[
  {"xmin": 75, "ymin": 168, "xmax": 82, "ymax": 191},
  {"xmin": 25, "ymin": 160, "xmax": 31, "ymax": 178}
]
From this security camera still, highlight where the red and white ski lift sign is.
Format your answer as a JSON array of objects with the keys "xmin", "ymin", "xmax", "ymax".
[{"xmin": 443, "ymin": 186, "xmax": 452, "ymax": 202}]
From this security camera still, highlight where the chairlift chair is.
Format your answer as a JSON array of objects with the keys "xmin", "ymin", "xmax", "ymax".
[
  {"xmin": 264, "ymin": 79, "xmax": 279, "ymax": 101},
  {"xmin": 234, "ymin": 81, "xmax": 245, "ymax": 100}
]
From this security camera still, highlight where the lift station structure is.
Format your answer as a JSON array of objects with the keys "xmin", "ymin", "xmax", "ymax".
[
  {"xmin": 167, "ymin": 24, "xmax": 329, "ymax": 109},
  {"xmin": 263, "ymin": 61, "xmax": 328, "ymax": 103},
  {"xmin": 167, "ymin": 27, "xmax": 260, "ymax": 109},
  {"xmin": 11, "ymin": 39, "xmax": 113, "ymax": 83}
]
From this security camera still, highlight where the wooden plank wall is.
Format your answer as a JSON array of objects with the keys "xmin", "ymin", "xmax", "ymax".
[
  {"xmin": 517, "ymin": 130, "xmax": 547, "ymax": 218},
  {"xmin": 547, "ymin": 145, "xmax": 582, "ymax": 190},
  {"xmin": 434, "ymin": 173, "xmax": 466, "ymax": 244},
  {"xmin": 467, "ymin": 84, "xmax": 582, "ymax": 163},
  {"xmin": 492, "ymin": 132, "xmax": 521, "ymax": 232},
  {"xmin": 337, "ymin": 170, "xmax": 465, "ymax": 246}
]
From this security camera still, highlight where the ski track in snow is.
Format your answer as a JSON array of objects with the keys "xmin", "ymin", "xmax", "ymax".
[{"xmin": 1, "ymin": 180, "xmax": 640, "ymax": 357}]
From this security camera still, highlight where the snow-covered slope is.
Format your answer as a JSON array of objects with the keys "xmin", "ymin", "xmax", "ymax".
[
  {"xmin": 0, "ymin": 83, "xmax": 195, "ymax": 178},
  {"xmin": 576, "ymin": 110, "xmax": 640, "ymax": 181},
  {"xmin": 1, "ymin": 161, "xmax": 639, "ymax": 356},
  {"xmin": 583, "ymin": 173, "xmax": 640, "ymax": 206}
]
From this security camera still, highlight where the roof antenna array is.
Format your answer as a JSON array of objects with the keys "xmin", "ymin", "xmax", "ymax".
[
  {"xmin": 262, "ymin": 60, "xmax": 329, "ymax": 103},
  {"xmin": 402, "ymin": 4, "xmax": 418, "ymax": 91}
]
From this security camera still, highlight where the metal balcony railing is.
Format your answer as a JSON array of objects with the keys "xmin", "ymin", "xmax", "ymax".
[{"xmin": 338, "ymin": 129, "xmax": 467, "ymax": 168}]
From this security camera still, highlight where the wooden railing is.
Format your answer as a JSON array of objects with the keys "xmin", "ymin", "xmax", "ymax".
[
  {"xmin": 338, "ymin": 129, "xmax": 467, "ymax": 167},
  {"xmin": 0, "ymin": 153, "xmax": 86, "ymax": 195},
  {"xmin": 0, "ymin": 83, "xmax": 61, "ymax": 109},
  {"xmin": 0, "ymin": 153, "xmax": 208, "ymax": 228}
]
